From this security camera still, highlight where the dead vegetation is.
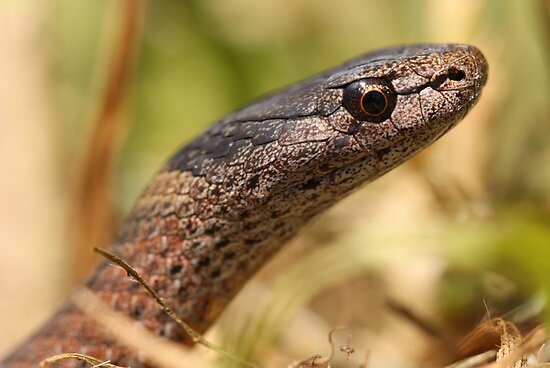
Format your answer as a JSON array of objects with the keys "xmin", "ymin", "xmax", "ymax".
[{"xmin": 41, "ymin": 248, "xmax": 550, "ymax": 368}]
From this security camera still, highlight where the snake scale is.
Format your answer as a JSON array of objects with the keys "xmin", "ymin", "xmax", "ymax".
[{"xmin": 1, "ymin": 44, "xmax": 488, "ymax": 367}]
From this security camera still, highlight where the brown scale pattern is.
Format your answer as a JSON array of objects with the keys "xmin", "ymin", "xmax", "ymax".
[{"xmin": 2, "ymin": 44, "xmax": 487, "ymax": 367}]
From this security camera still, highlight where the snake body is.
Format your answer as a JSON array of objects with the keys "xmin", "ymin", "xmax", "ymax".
[{"xmin": 2, "ymin": 44, "xmax": 488, "ymax": 367}]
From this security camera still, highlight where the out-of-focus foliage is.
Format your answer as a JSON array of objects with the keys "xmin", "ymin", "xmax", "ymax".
[{"xmin": 1, "ymin": 0, "xmax": 550, "ymax": 367}]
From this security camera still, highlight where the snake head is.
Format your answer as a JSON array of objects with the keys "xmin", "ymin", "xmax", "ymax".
[
  {"xmin": 321, "ymin": 44, "xmax": 488, "ymax": 166},
  {"xmin": 167, "ymin": 44, "xmax": 488, "ymax": 202}
]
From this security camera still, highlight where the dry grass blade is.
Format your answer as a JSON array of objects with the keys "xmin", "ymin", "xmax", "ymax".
[
  {"xmin": 93, "ymin": 247, "xmax": 258, "ymax": 368},
  {"xmin": 458, "ymin": 318, "xmax": 519, "ymax": 359},
  {"xmin": 445, "ymin": 351, "xmax": 497, "ymax": 368},
  {"xmin": 72, "ymin": 0, "xmax": 148, "ymax": 282},
  {"xmin": 481, "ymin": 326, "xmax": 548, "ymax": 368},
  {"xmin": 453, "ymin": 318, "xmax": 550, "ymax": 368},
  {"xmin": 40, "ymin": 353, "xmax": 123, "ymax": 368}
]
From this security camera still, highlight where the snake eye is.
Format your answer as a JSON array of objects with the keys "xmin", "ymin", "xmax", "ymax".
[{"xmin": 343, "ymin": 79, "xmax": 397, "ymax": 123}]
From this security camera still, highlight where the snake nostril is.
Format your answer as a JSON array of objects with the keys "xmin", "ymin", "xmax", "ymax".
[{"xmin": 448, "ymin": 67, "xmax": 466, "ymax": 81}]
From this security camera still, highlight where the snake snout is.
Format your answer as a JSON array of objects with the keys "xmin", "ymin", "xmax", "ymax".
[{"xmin": 468, "ymin": 45, "xmax": 489, "ymax": 88}]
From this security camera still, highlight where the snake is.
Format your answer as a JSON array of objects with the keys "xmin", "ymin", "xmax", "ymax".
[{"xmin": 1, "ymin": 44, "xmax": 488, "ymax": 367}]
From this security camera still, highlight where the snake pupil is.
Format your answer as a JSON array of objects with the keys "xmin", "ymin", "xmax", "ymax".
[
  {"xmin": 342, "ymin": 78, "xmax": 397, "ymax": 123},
  {"xmin": 362, "ymin": 90, "xmax": 387, "ymax": 116}
]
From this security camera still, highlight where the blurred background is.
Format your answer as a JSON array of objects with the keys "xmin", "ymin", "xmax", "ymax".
[{"xmin": 1, "ymin": 0, "xmax": 549, "ymax": 367}]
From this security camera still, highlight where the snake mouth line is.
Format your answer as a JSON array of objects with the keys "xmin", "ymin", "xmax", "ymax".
[{"xmin": 396, "ymin": 73, "xmax": 470, "ymax": 96}]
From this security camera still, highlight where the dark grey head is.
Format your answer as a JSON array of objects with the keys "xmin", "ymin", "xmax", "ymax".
[{"xmin": 168, "ymin": 44, "xmax": 488, "ymax": 208}]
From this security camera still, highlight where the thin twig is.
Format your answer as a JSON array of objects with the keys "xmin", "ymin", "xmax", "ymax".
[
  {"xmin": 94, "ymin": 247, "xmax": 258, "ymax": 368},
  {"xmin": 72, "ymin": 289, "xmax": 202, "ymax": 368},
  {"xmin": 40, "ymin": 353, "xmax": 122, "ymax": 368},
  {"xmin": 290, "ymin": 326, "xmax": 353, "ymax": 367}
]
